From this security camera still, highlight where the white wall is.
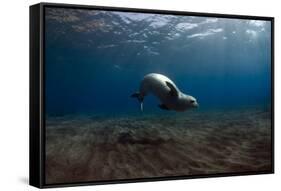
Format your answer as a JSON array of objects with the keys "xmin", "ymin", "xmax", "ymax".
[{"xmin": 0, "ymin": 0, "xmax": 279, "ymax": 190}]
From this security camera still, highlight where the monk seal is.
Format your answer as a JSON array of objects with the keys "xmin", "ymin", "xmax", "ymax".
[{"xmin": 131, "ymin": 73, "xmax": 198, "ymax": 112}]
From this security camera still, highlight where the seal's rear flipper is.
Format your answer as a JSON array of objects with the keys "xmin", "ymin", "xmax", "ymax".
[
  {"xmin": 131, "ymin": 92, "xmax": 139, "ymax": 98},
  {"xmin": 130, "ymin": 92, "xmax": 144, "ymax": 102},
  {"xmin": 131, "ymin": 92, "xmax": 144, "ymax": 111},
  {"xmin": 158, "ymin": 104, "xmax": 170, "ymax": 110},
  {"xmin": 140, "ymin": 102, "xmax": 143, "ymax": 112}
]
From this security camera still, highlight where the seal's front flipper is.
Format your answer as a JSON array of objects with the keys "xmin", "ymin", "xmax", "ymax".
[
  {"xmin": 158, "ymin": 104, "xmax": 170, "ymax": 110},
  {"xmin": 165, "ymin": 81, "xmax": 178, "ymax": 97}
]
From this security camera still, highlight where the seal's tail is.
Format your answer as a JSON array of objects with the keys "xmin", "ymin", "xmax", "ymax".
[{"xmin": 131, "ymin": 92, "xmax": 144, "ymax": 111}]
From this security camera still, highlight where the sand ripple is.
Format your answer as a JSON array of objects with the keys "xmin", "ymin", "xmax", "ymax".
[{"xmin": 46, "ymin": 108, "xmax": 272, "ymax": 184}]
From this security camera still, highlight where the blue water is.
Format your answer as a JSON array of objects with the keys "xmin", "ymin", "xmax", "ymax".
[{"xmin": 45, "ymin": 8, "xmax": 271, "ymax": 116}]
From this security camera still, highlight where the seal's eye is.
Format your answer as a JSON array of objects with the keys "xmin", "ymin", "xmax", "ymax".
[{"xmin": 190, "ymin": 100, "xmax": 195, "ymax": 103}]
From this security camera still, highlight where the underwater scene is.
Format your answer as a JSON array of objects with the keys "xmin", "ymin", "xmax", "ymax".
[{"xmin": 44, "ymin": 7, "xmax": 272, "ymax": 184}]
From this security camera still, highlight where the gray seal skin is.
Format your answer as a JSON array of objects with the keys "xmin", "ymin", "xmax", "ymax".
[{"xmin": 131, "ymin": 73, "xmax": 199, "ymax": 112}]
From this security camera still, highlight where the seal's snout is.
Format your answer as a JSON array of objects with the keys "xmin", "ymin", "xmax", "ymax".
[
  {"xmin": 189, "ymin": 98, "xmax": 199, "ymax": 107},
  {"xmin": 189, "ymin": 99, "xmax": 199, "ymax": 108}
]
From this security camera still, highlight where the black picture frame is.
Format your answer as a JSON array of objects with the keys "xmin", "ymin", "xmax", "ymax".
[{"xmin": 30, "ymin": 2, "xmax": 274, "ymax": 188}]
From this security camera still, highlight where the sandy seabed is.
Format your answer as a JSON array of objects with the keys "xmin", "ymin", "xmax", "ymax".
[{"xmin": 45, "ymin": 108, "xmax": 272, "ymax": 184}]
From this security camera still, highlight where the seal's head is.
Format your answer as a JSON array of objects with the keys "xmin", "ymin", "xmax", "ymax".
[{"xmin": 181, "ymin": 94, "xmax": 199, "ymax": 109}]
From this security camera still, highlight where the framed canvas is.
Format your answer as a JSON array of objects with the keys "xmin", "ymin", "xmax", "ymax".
[{"xmin": 30, "ymin": 2, "xmax": 274, "ymax": 188}]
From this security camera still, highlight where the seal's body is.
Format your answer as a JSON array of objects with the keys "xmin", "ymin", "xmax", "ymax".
[{"xmin": 131, "ymin": 73, "xmax": 198, "ymax": 112}]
